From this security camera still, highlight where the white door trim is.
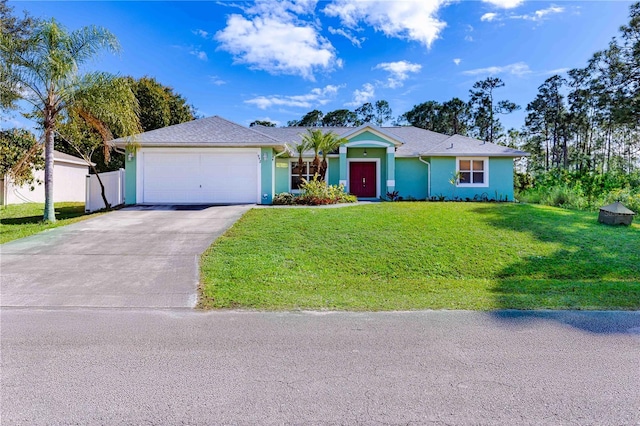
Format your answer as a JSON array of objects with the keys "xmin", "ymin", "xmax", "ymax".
[{"xmin": 346, "ymin": 158, "xmax": 381, "ymax": 199}]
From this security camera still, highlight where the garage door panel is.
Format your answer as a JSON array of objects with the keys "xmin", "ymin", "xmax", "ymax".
[
  {"xmin": 200, "ymin": 153, "xmax": 257, "ymax": 203},
  {"xmin": 141, "ymin": 150, "xmax": 258, "ymax": 204}
]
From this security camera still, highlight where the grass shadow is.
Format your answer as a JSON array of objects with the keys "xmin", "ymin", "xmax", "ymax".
[
  {"xmin": 1, "ymin": 205, "xmax": 86, "ymax": 225},
  {"xmin": 489, "ymin": 310, "xmax": 640, "ymax": 335},
  {"xmin": 472, "ymin": 203, "xmax": 640, "ymax": 332}
]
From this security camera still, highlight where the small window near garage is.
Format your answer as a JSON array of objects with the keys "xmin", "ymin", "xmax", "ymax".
[
  {"xmin": 457, "ymin": 157, "xmax": 488, "ymax": 186},
  {"xmin": 291, "ymin": 160, "xmax": 318, "ymax": 191}
]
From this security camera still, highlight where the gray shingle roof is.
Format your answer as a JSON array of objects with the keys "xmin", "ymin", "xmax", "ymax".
[
  {"xmin": 422, "ymin": 134, "xmax": 529, "ymax": 157},
  {"xmin": 110, "ymin": 116, "xmax": 285, "ymax": 148},
  {"xmin": 256, "ymin": 125, "xmax": 528, "ymax": 157},
  {"xmin": 110, "ymin": 116, "xmax": 528, "ymax": 157}
]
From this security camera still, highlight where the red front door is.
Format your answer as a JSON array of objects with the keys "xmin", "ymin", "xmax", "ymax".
[{"xmin": 349, "ymin": 162, "xmax": 377, "ymax": 198}]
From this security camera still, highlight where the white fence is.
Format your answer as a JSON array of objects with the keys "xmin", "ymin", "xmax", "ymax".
[{"xmin": 85, "ymin": 169, "xmax": 125, "ymax": 212}]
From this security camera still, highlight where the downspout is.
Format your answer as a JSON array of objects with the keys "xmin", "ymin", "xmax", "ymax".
[
  {"xmin": 272, "ymin": 145, "xmax": 289, "ymax": 198},
  {"xmin": 418, "ymin": 156, "xmax": 431, "ymax": 199}
]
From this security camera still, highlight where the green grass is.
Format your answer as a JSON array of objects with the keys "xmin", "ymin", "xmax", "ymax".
[
  {"xmin": 0, "ymin": 202, "xmax": 101, "ymax": 244},
  {"xmin": 199, "ymin": 202, "xmax": 640, "ymax": 311}
]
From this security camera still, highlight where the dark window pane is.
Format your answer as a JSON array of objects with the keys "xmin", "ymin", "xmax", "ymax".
[
  {"xmin": 291, "ymin": 176, "xmax": 303, "ymax": 190},
  {"xmin": 460, "ymin": 172, "xmax": 471, "ymax": 183},
  {"xmin": 473, "ymin": 172, "xmax": 484, "ymax": 184}
]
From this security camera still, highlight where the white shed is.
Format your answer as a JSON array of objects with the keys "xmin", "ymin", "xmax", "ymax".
[{"xmin": 1, "ymin": 150, "xmax": 90, "ymax": 205}]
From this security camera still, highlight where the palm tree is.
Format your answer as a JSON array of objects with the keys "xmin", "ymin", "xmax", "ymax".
[
  {"xmin": 293, "ymin": 139, "xmax": 310, "ymax": 187},
  {"xmin": 59, "ymin": 74, "xmax": 140, "ymax": 209},
  {"xmin": 0, "ymin": 19, "xmax": 139, "ymax": 221},
  {"xmin": 319, "ymin": 131, "xmax": 346, "ymax": 181},
  {"xmin": 301, "ymin": 129, "xmax": 325, "ymax": 180}
]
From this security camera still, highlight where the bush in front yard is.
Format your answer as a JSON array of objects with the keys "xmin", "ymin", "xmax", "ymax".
[
  {"xmin": 297, "ymin": 178, "xmax": 357, "ymax": 205},
  {"xmin": 273, "ymin": 192, "xmax": 297, "ymax": 205},
  {"xmin": 272, "ymin": 178, "xmax": 357, "ymax": 206}
]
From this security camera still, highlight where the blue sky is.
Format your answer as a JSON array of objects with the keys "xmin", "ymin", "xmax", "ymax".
[{"xmin": 5, "ymin": 0, "xmax": 634, "ymax": 132}]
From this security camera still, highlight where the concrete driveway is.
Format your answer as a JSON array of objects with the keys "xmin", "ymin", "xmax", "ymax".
[{"xmin": 0, "ymin": 204, "xmax": 251, "ymax": 308}]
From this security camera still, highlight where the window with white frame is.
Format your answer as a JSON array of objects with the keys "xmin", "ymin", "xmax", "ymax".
[
  {"xmin": 290, "ymin": 160, "xmax": 318, "ymax": 191},
  {"xmin": 457, "ymin": 157, "xmax": 488, "ymax": 186}
]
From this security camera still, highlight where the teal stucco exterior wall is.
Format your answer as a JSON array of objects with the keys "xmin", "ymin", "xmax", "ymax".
[
  {"xmin": 260, "ymin": 148, "xmax": 273, "ymax": 204},
  {"xmin": 327, "ymin": 157, "xmax": 340, "ymax": 186},
  {"xmin": 430, "ymin": 157, "xmax": 515, "ymax": 201},
  {"xmin": 124, "ymin": 148, "xmax": 136, "ymax": 205},
  {"xmin": 395, "ymin": 158, "xmax": 429, "ymax": 200},
  {"xmin": 347, "ymin": 131, "xmax": 390, "ymax": 144},
  {"xmin": 274, "ymin": 158, "xmax": 289, "ymax": 194}
]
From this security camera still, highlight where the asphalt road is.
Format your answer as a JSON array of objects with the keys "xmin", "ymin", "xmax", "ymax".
[{"xmin": 2, "ymin": 309, "xmax": 639, "ymax": 425}]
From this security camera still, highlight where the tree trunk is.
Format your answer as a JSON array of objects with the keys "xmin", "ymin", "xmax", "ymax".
[
  {"xmin": 90, "ymin": 164, "xmax": 111, "ymax": 210},
  {"xmin": 298, "ymin": 156, "xmax": 304, "ymax": 181},
  {"xmin": 43, "ymin": 118, "xmax": 56, "ymax": 223},
  {"xmin": 312, "ymin": 155, "xmax": 321, "ymax": 179},
  {"xmin": 320, "ymin": 157, "xmax": 328, "ymax": 181}
]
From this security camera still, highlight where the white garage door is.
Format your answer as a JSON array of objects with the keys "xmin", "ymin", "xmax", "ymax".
[{"xmin": 140, "ymin": 149, "xmax": 259, "ymax": 204}]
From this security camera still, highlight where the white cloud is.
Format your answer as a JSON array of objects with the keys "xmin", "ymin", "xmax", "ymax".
[
  {"xmin": 453, "ymin": 58, "xmax": 461, "ymax": 66},
  {"xmin": 482, "ymin": 0, "xmax": 523, "ymax": 9},
  {"xmin": 245, "ymin": 84, "xmax": 342, "ymax": 109},
  {"xmin": 215, "ymin": 1, "xmax": 337, "ymax": 80},
  {"xmin": 328, "ymin": 26, "xmax": 365, "ymax": 47},
  {"xmin": 462, "ymin": 61, "xmax": 531, "ymax": 76},
  {"xmin": 542, "ymin": 67, "xmax": 570, "ymax": 76},
  {"xmin": 465, "ymin": 35, "xmax": 474, "ymax": 42},
  {"xmin": 323, "ymin": 0, "xmax": 449, "ymax": 49},
  {"xmin": 209, "ymin": 75, "xmax": 227, "ymax": 85},
  {"xmin": 374, "ymin": 60, "xmax": 422, "ymax": 88},
  {"xmin": 346, "ymin": 83, "xmax": 375, "ymax": 106},
  {"xmin": 246, "ymin": 0, "xmax": 318, "ymax": 16},
  {"xmin": 511, "ymin": 5, "xmax": 565, "ymax": 21},
  {"xmin": 481, "ymin": 12, "xmax": 498, "ymax": 22},
  {"xmin": 190, "ymin": 49, "xmax": 208, "ymax": 61},
  {"xmin": 193, "ymin": 29, "xmax": 210, "ymax": 38}
]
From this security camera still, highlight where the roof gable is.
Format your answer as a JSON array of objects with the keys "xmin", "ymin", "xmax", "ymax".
[{"xmin": 340, "ymin": 124, "xmax": 404, "ymax": 146}]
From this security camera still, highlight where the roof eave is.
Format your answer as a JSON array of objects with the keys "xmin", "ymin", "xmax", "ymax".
[
  {"xmin": 422, "ymin": 152, "xmax": 530, "ymax": 157},
  {"xmin": 110, "ymin": 141, "xmax": 286, "ymax": 150}
]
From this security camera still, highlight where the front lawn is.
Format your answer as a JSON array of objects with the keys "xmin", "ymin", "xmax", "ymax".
[
  {"xmin": 0, "ymin": 202, "xmax": 101, "ymax": 244},
  {"xmin": 199, "ymin": 202, "xmax": 640, "ymax": 311}
]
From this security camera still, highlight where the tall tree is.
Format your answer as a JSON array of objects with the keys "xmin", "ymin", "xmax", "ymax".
[
  {"xmin": 355, "ymin": 102, "xmax": 374, "ymax": 125},
  {"xmin": 525, "ymin": 75, "xmax": 568, "ymax": 170},
  {"xmin": 0, "ymin": 0, "xmax": 34, "ymax": 112},
  {"xmin": 322, "ymin": 109, "xmax": 356, "ymax": 127},
  {"xmin": 469, "ymin": 77, "xmax": 519, "ymax": 144},
  {"xmin": 403, "ymin": 101, "xmax": 442, "ymax": 131},
  {"xmin": 0, "ymin": 19, "xmax": 139, "ymax": 221},
  {"xmin": 373, "ymin": 100, "xmax": 392, "ymax": 126},
  {"xmin": 128, "ymin": 76, "xmax": 195, "ymax": 132},
  {"xmin": 440, "ymin": 98, "xmax": 470, "ymax": 135},
  {"xmin": 250, "ymin": 120, "xmax": 276, "ymax": 127},
  {"xmin": 288, "ymin": 109, "xmax": 324, "ymax": 127}
]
